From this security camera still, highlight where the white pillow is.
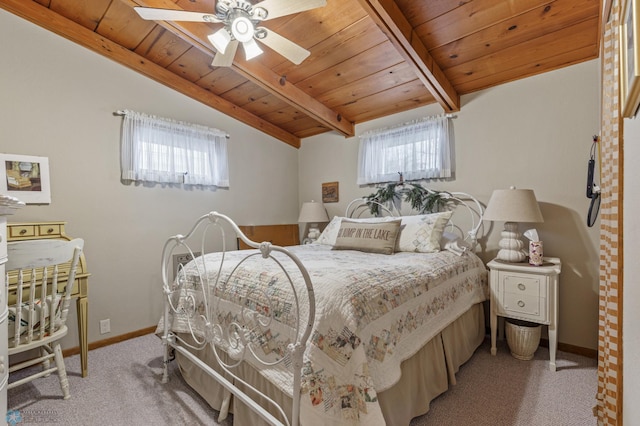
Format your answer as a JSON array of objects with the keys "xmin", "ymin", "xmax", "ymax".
[
  {"xmin": 440, "ymin": 231, "xmax": 461, "ymax": 248},
  {"xmin": 395, "ymin": 211, "xmax": 453, "ymax": 253},
  {"xmin": 440, "ymin": 231, "xmax": 471, "ymax": 256},
  {"xmin": 315, "ymin": 216, "xmax": 397, "ymax": 246},
  {"xmin": 315, "ymin": 216, "xmax": 342, "ymax": 245}
]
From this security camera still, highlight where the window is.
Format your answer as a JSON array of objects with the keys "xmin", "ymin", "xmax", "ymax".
[
  {"xmin": 357, "ymin": 115, "xmax": 453, "ymax": 185},
  {"xmin": 120, "ymin": 110, "xmax": 229, "ymax": 187}
]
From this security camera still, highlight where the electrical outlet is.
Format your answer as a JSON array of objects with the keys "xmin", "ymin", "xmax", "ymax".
[
  {"xmin": 99, "ymin": 319, "xmax": 110, "ymax": 335},
  {"xmin": 173, "ymin": 252, "xmax": 200, "ymax": 279}
]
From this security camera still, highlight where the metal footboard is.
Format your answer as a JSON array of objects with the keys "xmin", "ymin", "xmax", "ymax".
[{"xmin": 160, "ymin": 212, "xmax": 315, "ymax": 426}]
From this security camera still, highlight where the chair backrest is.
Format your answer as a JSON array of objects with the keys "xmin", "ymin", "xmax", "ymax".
[{"xmin": 5, "ymin": 238, "xmax": 84, "ymax": 348}]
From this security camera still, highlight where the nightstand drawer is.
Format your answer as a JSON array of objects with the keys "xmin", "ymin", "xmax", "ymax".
[
  {"xmin": 502, "ymin": 274, "xmax": 543, "ymax": 297},
  {"xmin": 503, "ymin": 293, "xmax": 547, "ymax": 321}
]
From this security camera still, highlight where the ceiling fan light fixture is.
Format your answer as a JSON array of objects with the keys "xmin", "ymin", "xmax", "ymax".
[
  {"xmin": 231, "ymin": 16, "xmax": 254, "ymax": 43},
  {"xmin": 243, "ymin": 38, "xmax": 263, "ymax": 60},
  {"xmin": 134, "ymin": 0, "xmax": 327, "ymax": 67},
  {"xmin": 252, "ymin": 7, "xmax": 268, "ymax": 20},
  {"xmin": 208, "ymin": 28, "xmax": 232, "ymax": 54}
]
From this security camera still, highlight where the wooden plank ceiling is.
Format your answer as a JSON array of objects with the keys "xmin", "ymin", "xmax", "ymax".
[{"xmin": 0, "ymin": 0, "xmax": 600, "ymax": 147}]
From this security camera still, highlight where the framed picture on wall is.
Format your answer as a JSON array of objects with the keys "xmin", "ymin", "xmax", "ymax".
[
  {"xmin": 621, "ymin": 0, "xmax": 640, "ymax": 117},
  {"xmin": 322, "ymin": 181, "xmax": 339, "ymax": 203},
  {"xmin": 0, "ymin": 154, "xmax": 51, "ymax": 204}
]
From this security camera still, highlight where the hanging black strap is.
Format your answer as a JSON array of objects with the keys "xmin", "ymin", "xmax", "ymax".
[
  {"xmin": 586, "ymin": 136, "xmax": 600, "ymax": 227},
  {"xmin": 587, "ymin": 192, "xmax": 600, "ymax": 227}
]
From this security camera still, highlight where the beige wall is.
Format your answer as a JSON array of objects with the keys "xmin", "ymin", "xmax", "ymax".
[
  {"xmin": 623, "ymin": 116, "xmax": 640, "ymax": 423},
  {"xmin": 299, "ymin": 60, "xmax": 601, "ymax": 351},
  {"xmin": 0, "ymin": 10, "xmax": 299, "ymax": 349}
]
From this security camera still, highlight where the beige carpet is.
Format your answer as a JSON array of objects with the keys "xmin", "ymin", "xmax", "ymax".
[
  {"xmin": 7, "ymin": 334, "xmax": 596, "ymax": 425},
  {"xmin": 410, "ymin": 340, "xmax": 597, "ymax": 425}
]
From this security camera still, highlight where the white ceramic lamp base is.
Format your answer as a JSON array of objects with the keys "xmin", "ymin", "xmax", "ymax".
[
  {"xmin": 495, "ymin": 221, "xmax": 527, "ymax": 262},
  {"xmin": 307, "ymin": 224, "xmax": 321, "ymax": 241}
]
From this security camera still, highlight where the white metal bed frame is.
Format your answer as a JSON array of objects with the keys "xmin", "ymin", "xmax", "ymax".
[
  {"xmin": 159, "ymin": 192, "xmax": 486, "ymax": 425},
  {"xmin": 160, "ymin": 212, "xmax": 315, "ymax": 426}
]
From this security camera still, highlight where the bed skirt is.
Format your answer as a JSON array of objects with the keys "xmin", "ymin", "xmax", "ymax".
[{"xmin": 175, "ymin": 302, "xmax": 485, "ymax": 425}]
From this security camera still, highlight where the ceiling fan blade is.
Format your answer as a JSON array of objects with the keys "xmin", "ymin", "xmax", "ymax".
[
  {"xmin": 256, "ymin": 28, "xmax": 310, "ymax": 65},
  {"xmin": 211, "ymin": 41, "xmax": 239, "ymax": 67},
  {"xmin": 133, "ymin": 7, "xmax": 221, "ymax": 23},
  {"xmin": 253, "ymin": 0, "xmax": 327, "ymax": 21}
]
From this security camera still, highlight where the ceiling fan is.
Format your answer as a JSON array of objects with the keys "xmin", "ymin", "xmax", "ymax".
[{"xmin": 134, "ymin": 0, "xmax": 327, "ymax": 67}]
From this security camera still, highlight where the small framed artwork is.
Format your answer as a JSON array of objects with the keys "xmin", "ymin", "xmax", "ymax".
[
  {"xmin": 322, "ymin": 181, "xmax": 339, "ymax": 203},
  {"xmin": 621, "ymin": 0, "xmax": 640, "ymax": 117},
  {"xmin": 0, "ymin": 154, "xmax": 51, "ymax": 204}
]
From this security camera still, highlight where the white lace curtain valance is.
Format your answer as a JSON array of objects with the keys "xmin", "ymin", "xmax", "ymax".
[
  {"xmin": 357, "ymin": 115, "xmax": 453, "ymax": 185},
  {"xmin": 119, "ymin": 110, "xmax": 229, "ymax": 188}
]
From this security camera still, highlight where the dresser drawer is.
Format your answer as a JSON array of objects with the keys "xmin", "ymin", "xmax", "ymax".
[
  {"xmin": 0, "ymin": 224, "xmax": 6, "ymax": 258},
  {"xmin": 0, "ymin": 265, "xmax": 4, "ymax": 309},
  {"xmin": 9, "ymin": 225, "xmax": 36, "ymax": 239},
  {"xmin": 38, "ymin": 224, "xmax": 61, "ymax": 237}
]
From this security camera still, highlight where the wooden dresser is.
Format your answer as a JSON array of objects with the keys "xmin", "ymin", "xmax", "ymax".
[
  {"xmin": 6, "ymin": 221, "xmax": 90, "ymax": 378},
  {"xmin": 237, "ymin": 224, "xmax": 300, "ymax": 249}
]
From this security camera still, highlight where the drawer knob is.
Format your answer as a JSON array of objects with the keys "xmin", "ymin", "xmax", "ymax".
[
  {"xmin": 518, "ymin": 283, "xmax": 526, "ymax": 291},
  {"xmin": 20, "ymin": 229, "xmax": 27, "ymax": 235},
  {"xmin": 47, "ymin": 228, "xmax": 54, "ymax": 234},
  {"xmin": 517, "ymin": 300, "xmax": 525, "ymax": 308}
]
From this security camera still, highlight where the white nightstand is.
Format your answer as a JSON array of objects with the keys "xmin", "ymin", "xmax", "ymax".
[{"xmin": 488, "ymin": 257, "xmax": 561, "ymax": 371}]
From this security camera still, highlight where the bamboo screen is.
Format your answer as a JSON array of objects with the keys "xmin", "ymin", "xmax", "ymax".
[{"xmin": 596, "ymin": 0, "xmax": 623, "ymax": 423}]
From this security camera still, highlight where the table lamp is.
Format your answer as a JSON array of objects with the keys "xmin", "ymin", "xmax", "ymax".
[
  {"xmin": 298, "ymin": 200, "xmax": 329, "ymax": 242},
  {"xmin": 483, "ymin": 187, "xmax": 544, "ymax": 262}
]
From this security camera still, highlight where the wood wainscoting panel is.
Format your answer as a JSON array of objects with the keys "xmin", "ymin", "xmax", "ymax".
[{"xmin": 237, "ymin": 224, "xmax": 300, "ymax": 250}]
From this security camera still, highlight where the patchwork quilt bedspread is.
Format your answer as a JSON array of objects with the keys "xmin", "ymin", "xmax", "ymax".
[{"xmin": 166, "ymin": 244, "xmax": 488, "ymax": 425}]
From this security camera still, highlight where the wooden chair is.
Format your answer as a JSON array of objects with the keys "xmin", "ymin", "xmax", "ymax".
[{"xmin": 5, "ymin": 238, "xmax": 84, "ymax": 399}]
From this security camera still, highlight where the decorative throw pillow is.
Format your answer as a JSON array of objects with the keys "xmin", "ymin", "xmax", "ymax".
[
  {"xmin": 396, "ymin": 211, "xmax": 453, "ymax": 253},
  {"xmin": 315, "ymin": 216, "xmax": 397, "ymax": 246},
  {"xmin": 315, "ymin": 216, "xmax": 342, "ymax": 245},
  {"xmin": 332, "ymin": 219, "xmax": 402, "ymax": 255}
]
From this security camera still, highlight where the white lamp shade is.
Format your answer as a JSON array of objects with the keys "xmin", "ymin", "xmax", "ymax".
[
  {"xmin": 298, "ymin": 201, "xmax": 329, "ymax": 223},
  {"xmin": 483, "ymin": 188, "xmax": 544, "ymax": 223}
]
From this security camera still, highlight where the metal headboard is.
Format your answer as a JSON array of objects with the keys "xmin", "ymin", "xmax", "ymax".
[{"xmin": 345, "ymin": 189, "xmax": 485, "ymax": 248}]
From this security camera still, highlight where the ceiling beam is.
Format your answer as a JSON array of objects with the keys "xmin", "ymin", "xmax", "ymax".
[
  {"xmin": 356, "ymin": 0, "xmax": 460, "ymax": 112},
  {"xmin": 0, "ymin": 0, "xmax": 301, "ymax": 147},
  {"xmin": 130, "ymin": 0, "xmax": 355, "ymax": 137}
]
